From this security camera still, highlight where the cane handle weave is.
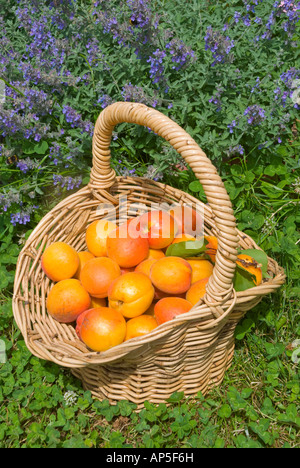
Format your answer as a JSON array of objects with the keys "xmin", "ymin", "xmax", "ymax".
[{"xmin": 90, "ymin": 102, "xmax": 240, "ymax": 316}]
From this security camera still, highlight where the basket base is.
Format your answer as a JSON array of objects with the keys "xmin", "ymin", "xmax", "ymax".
[{"xmin": 71, "ymin": 321, "xmax": 237, "ymax": 410}]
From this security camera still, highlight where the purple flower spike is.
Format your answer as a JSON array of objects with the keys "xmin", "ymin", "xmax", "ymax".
[{"xmin": 244, "ymin": 105, "xmax": 266, "ymax": 125}]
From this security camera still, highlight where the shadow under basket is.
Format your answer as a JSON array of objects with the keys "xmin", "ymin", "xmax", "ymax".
[{"xmin": 13, "ymin": 102, "xmax": 285, "ymax": 409}]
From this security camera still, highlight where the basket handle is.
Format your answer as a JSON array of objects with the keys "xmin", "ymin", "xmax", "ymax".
[{"xmin": 89, "ymin": 101, "xmax": 239, "ymax": 317}]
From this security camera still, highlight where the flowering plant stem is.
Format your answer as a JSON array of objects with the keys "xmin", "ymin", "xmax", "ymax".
[{"xmin": 0, "ymin": 78, "xmax": 25, "ymax": 97}]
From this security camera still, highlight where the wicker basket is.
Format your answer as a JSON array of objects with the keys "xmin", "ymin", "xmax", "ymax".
[{"xmin": 13, "ymin": 102, "xmax": 285, "ymax": 408}]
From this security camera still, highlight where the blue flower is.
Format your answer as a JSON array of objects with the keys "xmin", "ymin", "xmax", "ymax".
[
  {"xmin": 165, "ymin": 38, "xmax": 196, "ymax": 71},
  {"xmin": 127, "ymin": 0, "xmax": 152, "ymax": 28},
  {"xmin": 228, "ymin": 120, "xmax": 238, "ymax": 133},
  {"xmin": 62, "ymin": 105, "xmax": 94, "ymax": 135},
  {"xmin": 226, "ymin": 145, "xmax": 245, "ymax": 156},
  {"xmin": 98, "ymin": 94, "xmax": 114, "ymax": 109},
  {"xmin": 244, "ymin": 105, "xmax": 266, "ymax": 125},
  {"xmin": 256, "ymin": 1, "xmax": 300, "ymax": 40},
  {"xmin": 16, "ymin": 157, "xmax": 41, "ymax": 173},
  {"xmin": 147, "ymin": 49, "xmax": 166, "ymax": 84},
  {"xmin": 121, "ymin": 83, "xmax": 161, "ymax": 107},
  {"xmin": 209, "ymin": 86, "xmax": 223, "ymax": 112},
  {"xmin": 251, "ymin": 77, "xmax": 261, "ymax": 93},
  {"xmin": 10, "ymin": 205, "xmax": 39, "ymax": 226},
  {"xmin": 53, "ymin": 174, "xmax": 82, "ymax": 191},
  {"xmin": 233, "ymin": 12, "xmax": 241, "ymax": 23},
  {"xmin": 204, "ymin": 26, "xmax": 235, "ymax": 66}
]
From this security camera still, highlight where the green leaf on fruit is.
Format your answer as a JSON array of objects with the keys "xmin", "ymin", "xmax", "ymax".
[
  {"xmin": 238, "ymin": 249, "xmax": 268, "ymax": 276},
  {"xmin": 233, "ymin": 248, "xmax": 268, "ymax": 292},
  {"xmin": 233, "ymin": 267, "xmax": 257, "ymax": 292},
  {"xmin": 165, "ymin": 239, "xmax": 208, "ymax": 258}
]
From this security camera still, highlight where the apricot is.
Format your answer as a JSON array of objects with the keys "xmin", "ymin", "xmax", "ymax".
[
  {"xmin": 134, "ymin": 258, "xmax": 157, "ymax": 277},
  {"xmin": 236, "ymin": 254, "xmax": 262, "ymax": 286},
  {"xmin": 91, "ymin": 297, "xmax": 107, "ymax": 308},
  {"xmin": 74, "ymin": 251, "xmax": 95, "ymax": 279},
  {"xmin": 138, "ymin": 210, "xmax": 178, "ymax": 249},
  {"xmin": 186, "ymin": 259, "xmax": 214, "ymax": 284},
  {"xmin": 154, "ymin": 297, "xmax": 193, "ymax": 325},
  {"xmin": 146, "ymin": 249, "xmax": 165, "ymax": 260},
  {"xmin": 108, "ymin": 272, "xmax": 155, "ymax": 319},
  {"xmin": 80, "ymin": 257, "xmax": 121, "ymax": 298},
  {"xmin": 150, "ymin": 256, "xmax": 192, "ymax": 295},
  {"xmin": 75, "ymin": 309, "xmax": 90, "ymax": 337},
  {"xmin": 153, "ymin": 288, "xmax": 186, "ymax": 301},
  {"xmin": 205, "ymin": 235, "xmax": 218, "ymax": 263},
  {"xmin": 41, "ymin": 242, "xmax": 80, "ymax": 282},
  {"xmin": 75, "ymin": 301, "xmax": 108, "ymax": 337},
  {"xmin": 120, "ymin": 267, "xmax": 135, "ymax": 275},
  {"xmin": 125, "ymin": 315, "xmax": 158, "ymax": 341},
  {"xmin": 186, "ymin": 277, "xmax": 210, "ymax": 305},
  {"xmin": 169, "ymin": 205, "xmax": 203, "ymax": 236},
  {"xmin": 171, "ymin": 233, "xmax": 196, "ymax": 244},
  {"xmin": 144, "ymin": 303, "xmax": 156, "ymax": 317},
  {"xmin": 86, "ymin": 219, "xmax": 117, "ymax": 257},
  {"xmin": 106, "ymin": 222, "xmax": 149, "ymax": 268},
  {"xmin": 80, "ymin": 307, "xmax": 126, "ymax": 352},
  {"xmin": 46, "ymin": 279, "xmax": 91, "ymax": 323}
]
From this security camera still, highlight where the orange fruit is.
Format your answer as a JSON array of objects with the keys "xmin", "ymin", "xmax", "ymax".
[
  {"xmin": 41, "ymin": 242, "xmax": 80, "ymax": 282},
  {"xmin": 154, "ymin": 297, "xmax": 193, "ymax": 325},
  {"xmin": 86, "ymin": 219, "xmax": 117, "ymax": 257},
  {"xmin": 169, "ymin": 205, "xmax": 203, "ymax": 236},
  {"xmin": 138, "ymin": 210, "xmax": 178, "ymax": 249},
  {"xmin": 153, "ymin": 288, "xmax": 186, "ymax": 301},
  {"xmin": 134, "ymin": 258, "xmax": 157, "ymax": 277},
  {"xmin": 236, "ymin": 254, "xmax": 262, "ymax": 286},
  {"xmin": 75, "ymin": 309, "xmax": 90, "ymax": 337},
  {"xmin": 150, "ymin": 256, "xmax": 192, "ymax": 295},
  {"xmin": 91, "ymin": 297, "xmax": 107, "ymax": 308},
  {"xmin": 79, "ymin": 307, "xmax": 126, "ymax": 352},
  {"xmin": 146, "ymin": 249, "xmax": 165, "ymax": 260},
  {"xmin": 125, "ymin": 315, "xmax": 158, "ymax": 341},
  {"xmin": 46, "ymin": 278, "xmax": 91, "ymax": 323},
  {"xmin": 108, "ymin": 272, "xmax": 155, "ymax": 318},
  {"xmin": 186, "ymin": 277, "xmax": 210, "ymax": 305},
  {"xmin": 120, "ymin": 267, "xmax": 136, "ymax": 275},
  {"xmin": 106, "ymin": 221, "xmax": 149, "ymax": 268},
  {"xmin": 186, "ymin": 259, "xmax": 214, "ymax": 284},
  {"xmin": 74, "ymin": 251, "xmax": 95, "ymax": 279},
  {"xmin": 80, "ymin": 257, "xmax": 121, "ymax": 298},
  {"xmin": 171, "ymin": 233, "xmax": 196, "ymax": 244},
  {"xmin": 144, "ymin": 303, "xmax": 156, "ymax": 317},
  {"xmin": 205, "ymin": 235, "xmax": 218, "ymax": 263}
]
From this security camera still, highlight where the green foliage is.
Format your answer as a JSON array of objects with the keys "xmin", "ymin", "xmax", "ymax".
[
  {"xmin": 0, "ymin": 228, "xmax": 20, "ymax": 293},
  {"xmin": 0, "ymin": 309, "xmax": 299, "ymax": 448},
  {"xmin": 165, "ymin": 239, "xmax": 208, "ymax": 258}
]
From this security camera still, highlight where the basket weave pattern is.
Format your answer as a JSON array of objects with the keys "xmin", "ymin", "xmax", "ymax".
[{"xmin": 13, "ymin": 102, "xmax": 285, "ymax": 407}]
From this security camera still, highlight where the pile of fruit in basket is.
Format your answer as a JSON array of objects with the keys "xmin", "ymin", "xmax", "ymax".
[{"xmin": 41, "ymin": 206, "xmax": 267, "ymax": 352}]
